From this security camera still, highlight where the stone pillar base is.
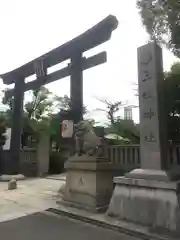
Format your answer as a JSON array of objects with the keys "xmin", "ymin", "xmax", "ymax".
[
  {"xmin": 125, "ymin": 168, "xmax": 180, "ymax": 181},
  {"xmin": 59, "ymin": 155, "xmax": 113, "ymax": 212},
  {"xmin": 107, "ymin": 169, "xmax": 180, "ymax": 237}
]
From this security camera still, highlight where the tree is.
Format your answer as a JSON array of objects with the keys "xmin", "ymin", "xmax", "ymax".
[
  {"xmin": 53, "ymin": 94, "xmax": 87, "ymax": 115},
  {"xmin": 95, "ymin": 98, "xmax": 124, "ymax": 125},
  {"xmin": 131, "ymin": 62, "xmax": 180, "ymax": 143},
  {"xmin": 2, "ymin": 88, "xmax": 95, "ymax": 148},
  {"xmin": 1, "ymin": 89, "xmax": 14, "ymax": 127},
  {"xmin": 23, "ymin": 87, "xmax": 54, "ymax": 137},
  {"xmin": 2, "ymin": 87, "xmax": 55, "ymax": 146},
  {"xmin": 164, "ymin": 62, "xmax": 180, "ymax": 142},
  {"xmin": 24, "ymin": 87, "xmax": 53, "ymax": 120},
  {"xmin": 0, "ymin": 115, "xmax": 7, "ymax": 171},
  {"xmin": 115, "ymin": 118, "xmax": 140, "ymax": 142},
  {"xmin": 107, "ymin": 118, "xmax": 140, "ymax": 144},
  {"xmin": 137, "ymin": 0, "xmax": 180, "ymax": 57},
  {"xmin": 51, "ymin": 94, "xmax": 93, "ymax": 134},
  {"xmin": 50, "ymin": 94, "xmax": 93, "ymax": 142},
  {"xmin": 94, "ymin": 98, "xmax": 139, "ymax": 143}
]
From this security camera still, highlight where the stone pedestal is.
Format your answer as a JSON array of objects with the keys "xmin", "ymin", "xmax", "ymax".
[
  {"xmin": 126, "ymin": 168, "xmax": 180, "ymax": 182},
  {"xmin": 61, "ymin": 155, "xmax": 113, "ymax": 212},
  {"xmin": 107, "ymin": 173, "xmax": 180, "ymax": 237},
  {"xmin": 107, "ymin": 42, "xmax": 180, "ymax": 237}
]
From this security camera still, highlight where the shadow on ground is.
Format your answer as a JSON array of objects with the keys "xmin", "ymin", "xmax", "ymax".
[{"xmin": 0, "ymin": 211, "xmax": 139, "ymax": 240}]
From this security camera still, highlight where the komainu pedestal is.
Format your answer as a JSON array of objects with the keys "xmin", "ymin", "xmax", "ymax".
[
  {"xmin": 60, "ymin": 120, "xmax": 113, "ymax": 212},
  {"xmin": 62, "ymin": 155, "xmax": 113, "ymax": 212}
]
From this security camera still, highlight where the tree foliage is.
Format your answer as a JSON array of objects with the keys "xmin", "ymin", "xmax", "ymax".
[
  {"xmin": 95, "ymin": 98, "xmax": 139, "ymax": 143},
  {"xmin": 2, "ymin": 87, "xmax": 91, "ymax": 146},
  {"xmin": 137, "ymin": 0, "xmax": 180, "ymax": 57},
  {"xmin": 2, "ymin": 88, "xmax": 71, "ymax": 145},
  {"xmin": 111, "ymin": 118, "xmax": 140, "ymax": 143},
  {"xmin": 24, "ymin": 87, "xmax": 53, "ymax": 120},
  {"xmin": 22, "ymin": 87, "xmax": 54, "ymax": 138},
  {"xmin": 164, "ymin": 62, "xmax": 180, "ymax": 142},
  {"xmin": 132, "ymin": 61, "xmax": 180, "ymax": 143},
  {"xmin": 53, "ymin": 94, "xmax": 87, "ymax": 115}
]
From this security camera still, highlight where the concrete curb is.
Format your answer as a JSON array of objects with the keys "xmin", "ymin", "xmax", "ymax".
[{"xmin": 47, "ymin": 208, "xmax": 171, "ymax": 240}]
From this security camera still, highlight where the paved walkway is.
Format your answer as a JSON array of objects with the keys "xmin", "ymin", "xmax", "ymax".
[
  {"xmin": 0, "ymin": 175, "xmax": 170, "ymax": 239},
  {"xmin": 0, "ymin": 177, "xmax": 62, "ymax": 222},
  {"xmin": 0, "ymin": 211, "xmax": 139, "ymax": 240},
  {"xmin": 0, "ymin": 176, "xmax": 141, "ymax": 240}
]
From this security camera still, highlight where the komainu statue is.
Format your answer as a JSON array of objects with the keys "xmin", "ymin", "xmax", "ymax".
[{"xmin": 74, "ymin": 120, "xmax": 107, "ymax": 157}]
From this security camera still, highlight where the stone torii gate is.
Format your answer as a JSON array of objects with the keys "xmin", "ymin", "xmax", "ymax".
[{"xmin": 0, "ymin": 15, "xmax": 118, "ymax": 175}]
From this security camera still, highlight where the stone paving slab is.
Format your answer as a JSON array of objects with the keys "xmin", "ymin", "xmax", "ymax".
[{"xmin": 0, "ymin": 178, "xmax": 63, "ymax": 223}]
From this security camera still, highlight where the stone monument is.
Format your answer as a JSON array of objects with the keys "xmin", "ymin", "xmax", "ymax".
[
  {"xmin": 126, "ymin": 41, "xmax": 168, "ymax": 179},
  {"xmin": 60, "ymin": 120, "xmax": 113, "ymax": 212},
  {"xmin": 107, "ymin": 42, "xmax": 180, "ymax": 237}
]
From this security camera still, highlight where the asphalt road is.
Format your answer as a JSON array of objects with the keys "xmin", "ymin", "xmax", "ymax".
[{"xmin": 0, "ymin": 211, "xmax": 139, "ymax": 240}]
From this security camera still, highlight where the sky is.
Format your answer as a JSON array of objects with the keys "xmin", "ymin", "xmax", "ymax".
[{"xmin": 0, "ymin": 0, "xmax": 178, "ymax": 123}]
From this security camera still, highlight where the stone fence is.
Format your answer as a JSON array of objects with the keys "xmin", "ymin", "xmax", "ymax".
[
  {"xmin": 108, "ymin": 144, "xmax": 180, "ymax": 173},
  {"xmin": 108, "ymin": 145, "xmax": 140, "ymax": 174},
  {"xmin": 1, "ymin": 145, "xmax": 180, "ymax": 177},
  {"xmin": 1, "ymin": 149, "xmax": 37, "ymax": 176}
]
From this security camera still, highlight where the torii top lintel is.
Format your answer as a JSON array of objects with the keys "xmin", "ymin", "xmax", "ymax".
[{"xmin": 0, "ymin": 15, "xmax": 118, "ymax": 85}]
